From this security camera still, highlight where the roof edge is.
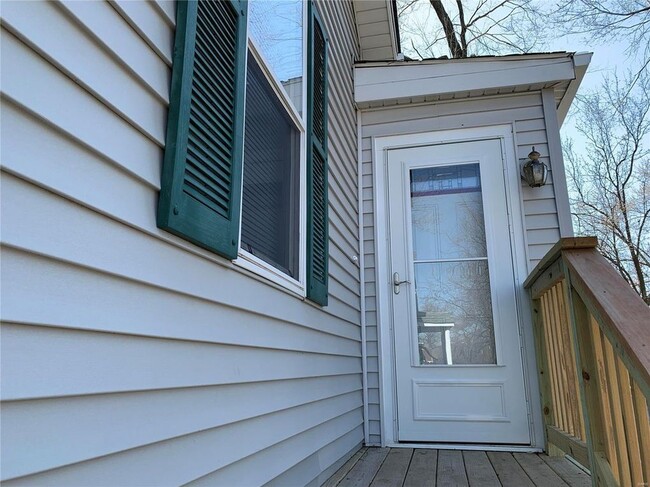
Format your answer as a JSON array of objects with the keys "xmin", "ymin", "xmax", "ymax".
[
  {"xmin": 388, "ymin": 0, "xmax": 401, "ymax": 57},
  {"xmin": 355, "ymin": 51, "xmax": 575, "ymax": 68},
  {"xmin": 557, "ymin": 52, "xmax": 593, "ymax": 126},
  {"xmin": 354, "ymin": 52, "xmax": 589, "ymax": 107}
]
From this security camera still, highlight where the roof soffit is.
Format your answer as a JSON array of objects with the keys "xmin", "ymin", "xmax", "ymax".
[{"xmin": 353, "ymin": 0, "xmax": 399, "ymax": 61}]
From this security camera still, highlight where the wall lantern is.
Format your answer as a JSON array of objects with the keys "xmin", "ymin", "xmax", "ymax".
[{"xmin": 520, "ymin": 147, "xmax": 548, "ymax": 187}]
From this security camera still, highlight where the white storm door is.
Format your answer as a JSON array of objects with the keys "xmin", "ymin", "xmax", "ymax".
[{"xmin": 387, "ymin": 139, "xmax": 530, "ymax": 444}]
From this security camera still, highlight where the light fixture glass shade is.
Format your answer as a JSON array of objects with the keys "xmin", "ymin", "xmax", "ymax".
[{"xmin": 521, "ymin": 147, "xmax": 548, "ymax": 187}]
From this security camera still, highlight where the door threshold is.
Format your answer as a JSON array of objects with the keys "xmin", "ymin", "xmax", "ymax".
[{"xmin": 387, "ymin": 442, "xmax": 542, "ymax": 453}]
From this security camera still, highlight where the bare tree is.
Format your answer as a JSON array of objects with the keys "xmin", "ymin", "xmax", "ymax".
[
  {"xmin": 551, "ymin": 0, "xmax": 650, "ymax": 82},
  {"xmin": 565, "ymin": 73, "xmax": 650, "ymax": 303},
  {"xmin": 398, "ymin": 0, "xmax": 545, "ymax": 59}
]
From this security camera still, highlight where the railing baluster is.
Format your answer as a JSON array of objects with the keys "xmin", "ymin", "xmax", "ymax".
[
  {"xmin": 589, "ymin": 318, "xmax": 620, "ymax": 482},
  {"xmin": 552, "ymin": 283, "xmax": 575, "ymax": 436},
  {"xmin": 550, "ymin": 286, "xmax": 570, "ymax": 433},
  {"xmin": 563, "ymin": 279, "xmax": 586, "ymax": 441},
  {"xmin": 557, "ymin": 282, "xmax": 583, "ymax": 438},
  {"xmin": 615, "ymin": 355, "xmax": 643, "ymax": 486},
  {"xmin": 603, "ymin": 336, "xmax": 632, "ymax": 486},
  {"xmin": 631, "ymin": 380, "xmax": 650, "ymax": 480},
  {"xmin": 544, "ymin": 290, "xmax": 567, "ymax": 433},
  {"xmin": 567, "ymin": 283, "xmax": 614, "ymax": 484},
  {"xmin": 532, "ymin": 298, "xmax": 556, "ymax": 450}
]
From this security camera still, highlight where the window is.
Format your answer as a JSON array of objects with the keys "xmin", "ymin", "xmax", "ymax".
[
  {"xmin": 240, "ymin": 50, "xmax": 301, "ymax": 280},
  {"xmin": 158, "ymin": 0, "xmax": 328, "ymax": 305}
]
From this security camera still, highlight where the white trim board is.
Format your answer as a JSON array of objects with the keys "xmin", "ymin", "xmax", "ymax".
[
  {"xmin": 371, "ymin": 125, "xmax": 544, "ymax": 448},
  {"xmin": 385, "ymin": 443, "xmax": 543, "ymax": 453},
  {"xmin": 557, "ymin": 52, "xmax": 591, "ymax": 126},
  {"xmin": 357, "ymin": 110, "xmax": 370, "ymax": 446},
  {"xmin": 354, "ymin": 53, "xmax": 592, "ymax": 125},
  {"xmin": 542, "ymin": 88, "xmax": 574, "ymax": 237},
  {"xmin": 356, "ymin": 56, "xmax": 575, "ymax": 105}
]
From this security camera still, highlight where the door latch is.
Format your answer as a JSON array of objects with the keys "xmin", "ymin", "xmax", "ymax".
[{"xmin": 393, "ymin": 272, "xmax": 410, "ymax": 294}]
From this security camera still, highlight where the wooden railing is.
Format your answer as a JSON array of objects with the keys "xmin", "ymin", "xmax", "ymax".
[{"xmin": 524, "ymin": 237, "xmax": 650, "ymax": 487}]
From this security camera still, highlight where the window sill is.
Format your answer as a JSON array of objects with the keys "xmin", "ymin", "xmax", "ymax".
[{"xmin": 234, "ymin": 249, "xmax": 305, "ymax": 298}]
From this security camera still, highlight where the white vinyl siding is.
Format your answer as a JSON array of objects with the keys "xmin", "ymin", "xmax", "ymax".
[
  {"xmin": 359, "ymin": 92, "xmax": 563, "ymax": 444},
  {"xmin": 0, "ymin": 0, "xmax": 362, "ymax": 484}
]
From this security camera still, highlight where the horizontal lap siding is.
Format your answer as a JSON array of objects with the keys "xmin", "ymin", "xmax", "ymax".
[
  {"xmin": 360, "ymin": 93, "xmax": 561, "ymax": 444},
  {"xmin": 0, "ymin": 0, "xmax": 362, "ymax": 484}
]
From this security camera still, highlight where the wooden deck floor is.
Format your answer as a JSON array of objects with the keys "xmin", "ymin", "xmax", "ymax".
[{"xmin": 325, "ymin": 448, "xmax": 591, "ymax": 487}]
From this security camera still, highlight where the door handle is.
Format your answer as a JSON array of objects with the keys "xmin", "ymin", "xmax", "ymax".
[{"xmin": 393, "ymin": 272, "xmax": 410, "ymax": 295}]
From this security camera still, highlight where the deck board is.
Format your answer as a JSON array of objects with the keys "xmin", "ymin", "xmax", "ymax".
[
  {"xmin": 339, "ymin": 447, "xmax": 390, "ymax": 487},
  {"xmin": 323, "ymin": 448, "xmax": 369, "ymax": 487},
  {"xmin": 487, "ymin": 451, "xmax": 535, "ymax": 486},
  {"xmin": 403, "ymin": 449, "xmax": 436, "ymax": 487},
  {"xmin": 327, "ymin": 448, "xmax": 591, "ymax": 487},
  {"xmin": 540, "ymin": 455, "xmax": 591, "ymax": 487},
  {"xmin": 437, "ymin": 450, "xmax": 469, "ymax": 487},
  {"xmin": 463, "ymin": 450, "xmax": 500, "ymax": 486},
  {"xmin": 369, "ymin": 448, "xmax": 413, "ymax": 487},
  {"xmin": 513, "ymin": 452, "xmax": 569, "ymax": 487}
]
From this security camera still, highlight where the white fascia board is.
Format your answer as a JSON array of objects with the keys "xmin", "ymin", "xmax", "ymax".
[
  {"xmin": 385, "ymin": 0, "xmax": 399, "ymax": 60},
  {"xmin": 557, "ymin": 52, "xmax": 592, "ymax": 127},
  {"xmin": 354, "ymin": 55, "xmax": 576, "ymax": 105}
]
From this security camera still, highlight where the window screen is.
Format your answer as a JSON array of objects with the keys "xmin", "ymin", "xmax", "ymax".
[{"xmin": 241, "ymin": 52, "xmax": 300, "ymax": 279}]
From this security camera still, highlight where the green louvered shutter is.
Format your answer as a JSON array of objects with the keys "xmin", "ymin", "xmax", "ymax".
[
  {"xmin": 307, "ymin": 3, "xmax": 329, "ymax": 306},
  {"xmin": 157, "ymin": 0, "xmax": 247, "ymax": 259}
]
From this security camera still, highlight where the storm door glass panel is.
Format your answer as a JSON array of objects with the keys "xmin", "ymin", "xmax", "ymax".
[{"xmin": 410, "ymin": 164, "xmax": 496, "ymax": 365}]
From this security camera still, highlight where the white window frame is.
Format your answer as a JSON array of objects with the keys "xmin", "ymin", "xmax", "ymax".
[{"xmin": 234, "ymin": 3, "xmax": 308, "ymax": 297}]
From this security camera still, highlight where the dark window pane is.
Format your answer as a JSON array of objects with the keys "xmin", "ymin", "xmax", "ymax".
[{"xmin": 241, "ymin": 53, "xmax": 300, "ymax": 279}]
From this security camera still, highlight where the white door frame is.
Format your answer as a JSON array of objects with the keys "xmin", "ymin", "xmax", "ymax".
[{"xmin": 371, "ymin": 124, "xmax": 544, "ymax": 449}]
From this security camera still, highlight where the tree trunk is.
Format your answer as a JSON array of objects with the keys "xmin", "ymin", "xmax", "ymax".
[{"xmin": 429, "ymin": 0, "xmax": 466, "ymax": 57}]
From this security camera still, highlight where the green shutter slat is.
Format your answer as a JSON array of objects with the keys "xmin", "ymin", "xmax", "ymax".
[
  {"xmin": 184, "ymin": 163, "xmax": 230, "ymax": 212},
  {"xmin": 310, "ymin": 144, "xmax": 327, "ymax": 280},
  {"xmin": 200, "ymin": 0, "xmax": 238, "ymax": 37},
  {"xmin": 306, "ymin": 3, "xmax": 329, "ymax": 306},
  {"xmin": 190, "ymin": 81, "xmax": 236, "ymax": 148},
  {"xmin": 192, "ymin": 48, "xmax": 235, "ymax": 115},
  {"xmin": 193, "ymin": 43, "xmax": 235, "ymax": 105},
  {"xmin": 157, "ymin": 0, "xmax": 247, "ymax": 260},
  {"xmin": 183, "ymin": 163, "xmax": 230, "ymax": 216},
  {"xmin": 189, "ymin": 99, "xmax": 234, "ymax": 160},
  {"xmin": 187, "ymin": 135, "xmax": 230, "ymax": 194},
  {"xmin": 186, "ymin": 121, "xmax": 232, "ymax": 179},
  {"xmin": 195, "ymin": 21, "xmax": 236, "ymax": 80},
  {"xmin": 196, "ymin": 19, "xmax": 235, "ymax": 60},
  {"xmin": 312, "ymin": 18, "xmax": 326, "ymax": 146},
  {"xmin": 202, "ymin": 0, "xmax": 238, "ymax": 38}
]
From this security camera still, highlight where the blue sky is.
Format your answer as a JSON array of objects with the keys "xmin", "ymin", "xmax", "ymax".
[{"xmin": 546, "ymin": 34, "xmax": 639, "ymax": 142}]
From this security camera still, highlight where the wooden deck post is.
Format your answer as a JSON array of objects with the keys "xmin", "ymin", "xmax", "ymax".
[{"xmin": 531, "ymin": 297, "xmax": 560, "ymax": 456}]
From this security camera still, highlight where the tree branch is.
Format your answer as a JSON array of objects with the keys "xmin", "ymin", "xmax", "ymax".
[{"xmin": 429, "ymin": 0, "xmax": 465, "ymax": 57}]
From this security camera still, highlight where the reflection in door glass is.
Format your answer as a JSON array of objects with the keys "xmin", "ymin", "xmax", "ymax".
[{"xmin": 410, "ymin": 164, "xmax": 496, "ymax": 365}]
